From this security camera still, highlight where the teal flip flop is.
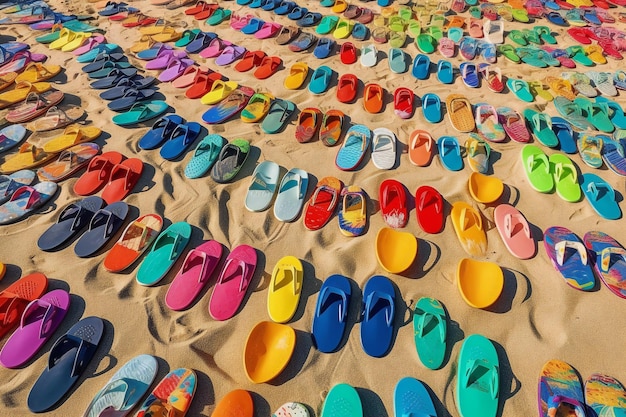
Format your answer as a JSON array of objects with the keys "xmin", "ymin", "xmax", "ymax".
[
  {"xmin": 456, "ymin": 334, "xmax": 499, "ymax": 417},
  {"xmin": 596, "ymin": 97, "xmax": 626, "ymax": 130},
  {"xmin": 261, "ymin": 99, "xmax": 296, "ymax": 134},
  {"xmin": 523, "ymin": 109, "xmax": 558, "ymax": 147},
  {"xmin": 507, "ymin": 79, "xmax": 533, "ymax": 102},
  {"xmin": 112, "ymin": 100, "xmax": 169, "ymax": 126},
  {"xmin": 553, "ymin": 97, "xmax": 593, "ymax": 131},
  {"xmin": 388, "ymin": 48, "xmax": 407, "ymax": 74},
  {"xmin": 184, "ymin": 134, "xmax": 227, "ymax": 179},
  {"xmin": 413, "ymin": 297, "xmax": 447, "ymax": 370},
  {"xmin": 574, "ymin": 97, "xmax": 615, "ymax": 133},
  {"xmin": 581, "ymin": 173, "xmax": 622, "ymax": 220},
  {"xmin": 321, "ymin": 384, "xmax": 362, "ymax": 417},
  {"xmin": 136, "ymin": 221, "xmax": 192, "ymax": 286}
]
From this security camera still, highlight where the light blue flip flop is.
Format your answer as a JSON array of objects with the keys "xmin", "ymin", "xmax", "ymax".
[
  {"xmin": 422, "ymin": 93, "xmax": 442, "ymax": 123},
  {"xmin": 136, "ymin": 221, "xmax": 192, "ymax": 286},
  {"xmin": 0, "ymin": 169, "xmax": 35, "ymax": 205},
  {"xmin": 0, "ymin": 181, "xmax": 57, "ymax": 225},
  {"xmin": 581, "ymin": 173, "xmax": 622, "ymax": 220},
  {"xmin": 412, "ymin": 53, "xmax": 430, "ymax": 80},
  {"xmin": 335, "ymin": 124, "xmax": 371, "ymax": 171},
  {"xmin": 438, "ymin": 136, "xmax": 463, "ymax": 171},
  {"xmin": 436, "ymin": 59, "xmax": 454, "ymax": 84},
  {"xmin": 0, "ymin": 124, "xmax": 27, "ymax": 154},
  {"xmin": 309, "ymin": 65, "xmax": 333, "ymax": 95},
  {"xmin": 394, "ymin": 377, "xmax": 437, "ymax": 416},
  {"xmin": 82, "ymin": 354, "xmax": 158, "ymax": 417},
  {"xmin": 388, "ymin": 48, "xmax": 407, "ymax": 74},
  {"xmin": 184, "ymin": 134, "xmax": 227, "ymax": 179},
  {"xmin": 273, "ymin": 167, "xmax": 308, "ymax": 222},
  {"xmin": 245, "ymin": 160, "xmax": 280, "ymax": 212}
]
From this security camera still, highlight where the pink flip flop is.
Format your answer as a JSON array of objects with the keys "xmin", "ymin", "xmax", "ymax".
[
  {"xmin": 0, "ymin": 289, "xmax": 70, "ymax": 368},
  {"xmin": 0, "ymin": 51, "xmax": 47, "ymax": 76},
  {"xmin": 171, "ymin": 65, "xmax": 210, "ymax": 88},
  {"xmin": 199, "ymin": 38, "xmax": 231, "ymax": 58},
  {"xmin": 254, "ymin": 22, "xmax": 282, "ymax": 39},
  {"xmin": 165, "ymin": 240, "xmax": 223, "ymax": 311},
  {"xmin": 72, "ymin": 35, "xmax": 106, "ymax": 56},
  {"xmin": 494, "ymin": 204, "xmax": 536, "ymax": 259},
  {"xmin": 208, "ymin": 244, "xmax": 257, "ymax": 321}
]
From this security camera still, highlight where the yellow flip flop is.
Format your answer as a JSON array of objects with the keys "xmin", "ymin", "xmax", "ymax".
[
  {"xmin": 244, "ymin": 321, "xmax": 296, "ymax": 383},
  {"xmin": 15, "ymin": 63, "xmax": 62, "ymax": 84},
  {"xmin": 41, "ymin": 124, "xmax": 102, "ymax": 154},
  {"xmin": 267, "ymin": 256, "xmax": 303, "ymax": 323},
  {"xmin": 468, "ymin": 172, "xmax": 504, "ymax": 203},
  {"xmin": 457, "ymin": 258, "xmax": 504, "ymax": 308},
  {"xmin": 61, "ymin": 32, "xmax": 91, "ymax": 52},
  {"xmin": 49, "ymin": 28, "xmax": 78, "ymax": 50},
  {"xmin": 0, "ymin": 143, "xmax": 56, "ymax": 174},
  {"xmin": 0, "ymin": 72, "xmax": 17, "ymax": 92},
  {"xmin": 0, "ymin": 81, "xmax": 51, "ymax": 109},
  {"xmin": 450, "ymin": 202, "xmax": 487, "ymax": 256},
  {"xmin": 200, "ymin": 80, "xmax": 238, "ymax": 105},
  {"xmin": 284, "ymin": 62, "xmax": 308, "ymax": 90},
  {"xmin": 151, "ymin": 27, "xmax": 182, "ymax": 43},
  {"xmin": 375, "ymin": 227, "xmax": 418, "ymax": 273}
]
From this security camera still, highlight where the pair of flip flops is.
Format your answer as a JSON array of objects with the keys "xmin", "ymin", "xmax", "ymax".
[
  {"xmin": 111, "ymin": 100, "xmax": 169, "ymax": 126},
  {"xmin": 138, "ymin": 114, "xmax": 202, "ymax": 160}
]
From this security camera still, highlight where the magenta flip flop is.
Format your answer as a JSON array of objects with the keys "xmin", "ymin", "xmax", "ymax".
[
  {"xmin": 165, "ymin": 240, "xmax": 224, "ymax": 311},
  {"xmin": 0, "ymin": 289, "xmax": 70, "ymax": 368}
]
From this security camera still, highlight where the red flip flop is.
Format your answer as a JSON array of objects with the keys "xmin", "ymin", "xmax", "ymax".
[
  {"xmin": 303, "ymin": 176, "xmax": 343, "ymax": 231},
  {"xmin": 234, "ymin": 50, "xmax": 266, "ymax": 72},
  {"xmin": 0, "ymin": 272, "xmax": 48, "ymax": 339},
  {"xmin": 73, "ymin": 151, "xmax": 124, "ymax": 196},
  {"xmin": 379, "ymin": 179, "xmax": 408, "ymax": 228},
  {"xmin": 185, "ymin": 71, "xmax": 222, "ymax": 99},
  {"xmin": 195, "ymin": 3, "xmax": 219, "ymax": 19},
  {"xmin": 415, "ymin": 185, "xmax": 444, "ymax": 234},
  {"xmin": 185, "ymin": 0, "xmax": 210, "ymax": 14},
  {"xmin": 340, "ymin": 42, "xmax": 358, "ymax": 64},
  {"xmin": 101, "ymin": 158, "xmax": 144, "ymax": 204},
  {"xmin": 393, "ymin": 87, "xmax": 414, "ymax": 119},
  {"xmin": 254, "ymin": 56, "xmax": 282, "ymax": 80},
  {"xmin": 336, "ymin": 73, "xmax": 358, "ymax": 103}
]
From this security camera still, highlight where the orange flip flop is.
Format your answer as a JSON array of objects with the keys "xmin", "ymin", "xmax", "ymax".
[
  {"xmin": 295, "ymin": 107, "xmax": 322, "ymax": 143},
  {"xmin": 101, "ymin": 158, "xmax": 144, "ymax": 204},
  {"xmin": 213, "ymin": 390, "xmax": 254, "ymax": 417},
  {"xmin": 234, "ymin": 50, "xmax": 266, "ymax": 72},
  {"xmin": 254, "ymin": 56, "xmax": 282, "ymax": 80},
  {"xmin": 0, "ymin": 272, "xmax": 48, "ymax": 339},
  {"xmin": 103, "ymin": 214, "xmax": 164, "ymax": 272},
  {"xmin": 363, "ymin": 83, "xmax": 384, "ymax": 113},
  {"xmin": 73, "ymin": 151, "xmax": 124, "ymax": 196},
  {"xmin": 408, "ymin": 129, "xmax": 434, "ymax": 166}
]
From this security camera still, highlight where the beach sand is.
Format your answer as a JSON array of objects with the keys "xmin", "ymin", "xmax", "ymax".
[{"xmin": 1, "ymin": 0, "xmax": 626, "ymax": 415}]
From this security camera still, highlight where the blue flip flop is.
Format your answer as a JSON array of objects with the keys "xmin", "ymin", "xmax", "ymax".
[
  {"xmin": 412, "ymin": 54, "xmax": 430, "ymax": 80},
  {"xmin": 438, "ymin": 136, "xmax": 463, "ymax": 171},
  {"xmin": 186, "ymin": 31, "xmax": 217, "ymax": 53},
  {"xmin": 241, "ymin": 17, "xmax": 265, "ymax": 34},
  {"xmin": 394, "ymin": 378, "xmax": 437, "ymax": 416},
  {"xmin": 37, "ymin": 196, "xmax": 104, "ymax": 251},
  {"xmin": 108, "ymin": 88, "xmax": 157, "ymax": 112},
  {"xmin": 136, "ymin": 43, "xmax": 171, "ymax": 60},
  {"xmin": 551, "ymin": 117, "xmax": 577, "ymax": 154},
  {"xmin": 313, "ymin": 37, "xmax": 335, "ymax": 59},
  {"xmin": 184, "ymin": 134, "xmax": 227, "ymax": 179},
  {"xmin": 309, "ymin": 65, "xmax": 333, "ymax": 94},
  {"xmin": 335, "ymin": 124, "xmax": 371, "ymax": 171},
  {"xmin": 312, "ymin": 274, "xmax": 351, "ymax": 353},
  {"xmin": 581, "ymin": 173, "xmax": 621, "ymax": 220},
  {"xmin": 0, "ymin": 124, "xmax": 27, "ymax": 154},
  {"xmin": 73, "ymin": 201, "xmax": 129, "ymax": 257},
  {"xmin": 352, "ymin": 23, "xmax": 368, "ymax": 41},
  {"xmin": 297, "ymin": 12, "xmax": 322, "ymax": 27},
  {"xmin": 159, "ymin": 122, "xmax": 202, "ymax": 160},
  {"xmin": 287, "ymin": 6, "xmax": 307, "ymax": 20},
  {"xmin": 601, "ymin": 137, "xmax": 626, "ymax": 177},
  {"xmin": 436, "ymin": 60, "xmax": 454, "ymax": 84},
  {"xmin": 460, "ymin": 62, "xmax": 479, "ymax": 88},
  {"xmin": 0, "ymin": 169, "xmax": 35, "ymax": 205},
  {"xmin": 27, "ymin": 316, "xmax": 105, "ymax": 412},
  {"xmin": 422, "ymin": 93, "xmax": 442, "ymax": 123},
  {"xmin": 275, "ymin": 1, "xmax": 296, "ymax": 14},
  {"xmin": 76, "ymin": 43, "xmax": 120, "ymax": 63},
  {"xmin": 360, "ymin": 275, "xmax": 395, "ymax": 357},
  {"xmin": 584, "ymin": 231, "xmax": 626, "ymax": 299},
  {"xmin": 544, "ymin": 226, "xmax": 596, "ymax": 290},
  {"xmin": 100, "ymin": 80, "xmax": 156, "ymax": 100},
  {"xmin": 545, "ymin": 11, "xmax": 567, "ymax": 26},
  {"xmin": 138, "ymin": 114, "xmax": 184, "ymax": 150}
]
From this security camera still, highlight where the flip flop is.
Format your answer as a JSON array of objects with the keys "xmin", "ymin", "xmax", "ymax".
[
  {"xmin": 438, "ymin": 136, "xmax": 463, "ymax": 171},
  {"xmin": 411, "ymin": 54, "xmax": 430, "ymax": 80},
  {"xmin": 360, "ymin": 275, "xmax": 395, "ymax": 357},
  {"xmin": 0, "ymin": 169, "xmax": 35, "ymax": 206},
  {"xmin": 202, "ymin": 87, "xmax": 254, "ymax": 124},
  {"xmin": 521, "ymin": 144, "xmax": 553, "ymax": 193},
  {"xmin": 111, "ymin": 100, "xmax": 169, "ymax": 126},
  {"xmin": 165, "ymin": 240, "xmax": 223, "ymax": 311},
  {"xmin": 27, "ymin": 317, "xmax": 104, "ymax": 413},
  {"xmin": 523, "ymin": 109, "xmax": 558, "ymax": 148},
  {"xmin": 284, "ymin": 62, "xmax": 308, "ymax": 89},
  {"xmin": 303, "ymin": 176, "xmax": 341, "ymax": 230},
  {"xmin": 596, "ymin": 97, "xmax": 626, "ymax": 130},
  {"xmin": 601, "ymin": 138, "xmax": 626, "ymax": 177},
  {"xmin": 494, "ymin": 204, "xmax": 535, "ymax": 259},
  {"xmin": 172, "ymin": 66, "xmax": 210, "ymax": 88},
  {"xmin": 321, "ymin": 384, "xmax": 362, "ymax": 417},
  {"xmin": 394, "ymin": 378, "xmax": 436, "ymax": 416},
  {"xmin": 544, "ymin": 226, "xmax": 595, "ymax": 290},
  {"xmin": 240, "ymin": 92, "xmax": 273, "ymax": 123},
  {"xmin": 379, "ymin": 179, "xmax": 407, "ymax": 228},
  {"xmin": 436, "ymin": 60, "xmax": 454, "ymax": 84},
  {"xmin": 451, "ymin": 202, "xmax": 487, "ymax": 257},
  {"xmin": 102, "ymin": 213, "xmax": 163, "ymax": 272},
  {"xmin": 37, "ymin": 196, "xmax": 105, "ymax": 251},
  {"xmin": 421, "ymin": 92, "xmax": 442, "ymax": 123},
  {"xmin": 539, "ymin": 360, "xmax": 587, "ymax": 417},
  {"xmin": 336, "ymin": 73, "xmax": 358, "ymax": 103},
  {"xmin": 199, "ymin": 80, "xmax": 238, "ymax": 105},
  {"xmin": 184, "ymin": 134, "xmax": 227, "ymax": 179},
  {"xmin": 134, "ymin": 369, "xmax": 197, "ymax": 417},
  {"xmin": 577, "ymin": 134, "xmax": 603, "ymax": 169},
  {"xmin": 415, "ymin": 185, "xmax": 444, "ymax": 234},
  {"xmin": 584, "ymin": 231, "xmax": 626, "ymax": 298},
  {"xmin": 0, "ymin": 124, "xmax": 27, "ymax": 154},
  {"xmin": 338, "ymin": 186, "xmax": 367, "ymax": 237},
  {"xmin": 446, "ymin": 94, "xmax": 475, "ymax": 132},
  {"xmin": 371, "ymin": 128, "xmax": 396, "ymax": 170},
  {"xmin": 138, "ymin": 114, "xmax": 185, "ymax": 150},
  {"xmin": 497, "ymin": 107, "xmax": 530, "ymax": 143},
  {"xmin": 81, "ymin": 354, "xmax": 158, "ymax": 417},
  {"xmin": 0, "ymin": 181, "xmax": 57, "ymax": 224},
  {"xmin": 465, "ymin": 133, "xmax": 491, "ymax": 174},
  {"xmin": 274, "ymin": 168, "xmax": 308, "ymax": 222},
  {"xmin": 41, "ymin": 125, "xmax": 101, "ymax": 154},
  {"xmin": 335, "ymin": 125, "xmax": 371, "ymax": 171},
  {"xmin": 211, "ymin": 139, "xmax": 250, "ymax": 183},
  {"xmin": 475, "ymin": 103, "xmax": 505, "ymax": 142},
  {"xmin": 136, "ymin": 221, "xmax": 192, "ymax": 286},
  {"xmin": 388, "ymin": 48, "xmax": 407, "ymax": 74},
  {"xmin": 585, "ymin": 373, "xmax": 626, "ymax": 415},
  {"xmin": 549, "ymin": 153, "xmax": 581, "ymax": 202},
  {"xmin": 312, "ymin": 274, "xmax": 351, "ymax": 353},
  {"xmin": 340, "ymin": 42, "xmax": 357, "ymax": 64},
  {"xmin": 267, "ymin": 256, "xmax": 303, "ymax": 323},
  {"xmin": 276, "ymin": 26, "xmax": 300, "ymax": 45},
  {"xmin": 507, "ymin": 79, "xmax": 533, "ymax": 102},
  {"xmin": 0, "ymin": 272, "xmax": 48, "ymax": 341},
  {"xmin": 581, "ymin": 173, "xmax": 621, "ymax": 220},
  {"xmin": 408, "ymin": 129, "xmax": 434, "ymax": 167},
  {"xmin": 393, "ymin": 87, "xmax": 413, "ymax": 119},
  {"xmin": 5, "ymin": 90, "xmax": 64, "ymax": 124},
  {"xmin": 376, "ymin": 227, "xmax": 417, "ymax": 273},
  {"xmin": 215, "ymin": 45, "xmax": 246, "ymax": 66},
  {"xmin": 100, "ymin": 158, "xmax": 143, "ymax": 204},
  {"xmin": 159, "ymin": 122, "xmax": 202, "ymax": 160},
  {"xmin": 208, "ymin": 244, "xmax": 257, "ymax": 320},
  {"xmin": 234, "ymin": 50, "xmax": 266, "ymax": 72},
  {"xmin": 413, "ymin": 298, "xmax": 447, "ymax": 369},
  {"xmin": 73, "ymin": 201, "xmax": 128, "ymax": 257},
  {"xmin": 456, "ymin": 334, "xmax": 499, "ymax": 417},
  {"xmin": 244, "ymin": 160, "xmax": 280, "ymax": 212},
  {"xmin": 26, "ymin": 106, "xmax": 85, "ymax": 132},
  {"xmin": 313, "ymin": 37, "xmax": 335, "ymax": 59},
  {"xmin": 0, "ymin": 80, "xmax": 51, "ymax": 109},
  {"xmin": 363, "ymin": 83, "xmax": 384, "ymax": 114},
  {"xmin": 360, "ymin": 44, "xmax": 378, "ymax": 67},
  {"xmin": 261, "ymin": 99, "xmax": 295, "ymax": 135},
  {"xmin": 309, "ymin": 65, "xmax": 333, "ymax": 95},
  {"xmin": 73, "ymin": 151, "xmax": 124, "ymax": 196}
]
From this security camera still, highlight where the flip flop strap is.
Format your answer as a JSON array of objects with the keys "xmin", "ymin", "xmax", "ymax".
[
  {"xmin": 464, "ymin": 359, "xmax": 499, "ymax": 399},
  {"xmin": 419, "ymin": 190, "xmax": 440, "ymax": 213},
  {"xmin": 555, "ymin": 240, "xmax": 587, "ymax": 266},
  {"xmin": 342, "ymin": 191, "xmax": 364, "ymax": 215},
  {"xmin": 273, "ymin": 263, "xmax": 298, "ymax": 294},
  {"xmin": 181, "ymin": 248, "xmax": 208, "ymax": 283},
  {"xmin": 527, "ymin": 153, "xmax": 549, "ymax": 173},
  {"xmin": 219, "ymin": 258, "xmax": 248, "ymax": 292},
  {"xmin": 318, "ymin": 286, "xmax": 347, "ymax": 321},
  {"xmin": 9, "ymin": 185, "xmax": 41, "ymax": 208},
  {"xmin": 547, "ymin": 395, "xmax": 586, "ymax": 417},
  {"xmin": 364, "ymin": 290, "xmax": 394, "ymax": 325},
  {"xmin": 587, "ymin": 180, "xmax": 613, "ymax": 201},
  {"xmin": 0, "ymin": 293, "xmax": 26, "ymax": 327},
  {"xmin": 89, "ymin": 208, "xmax": 119, "ymax": 239},
  {"xmin": 311, "ymin": 185, "xmax": 337, "ymax": 210},
  {"xmin": 504, "ymin": 213, "xmax": 529, "ymax": 239},
  {"xmin": 20, "ymin": 298, "xmax": 57, "ymax": 338},
  {"xmin": 48, "ymin": 334, "xmax": 96, "ymax": 377},
  {"xmin": 416, "ymin": 311, "xmax": 444, "ymax": 342},
  {"xmin": 440, "ymin": 137, "xmax": 458, "ymax": 156},
  {"xmin": 58, "ymin": 202, "xmax": 89, "ymax": 232},
  {"xmin": 383, "ymin": 183, "xmax": 403, "ymax": 209},
  {"xmin": 460, "ymin": 206, "xmax": 482, "ymax": 231}
]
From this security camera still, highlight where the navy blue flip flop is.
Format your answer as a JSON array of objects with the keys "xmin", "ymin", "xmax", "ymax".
[
  {"xmin": 73, "ymin": 201, "xmax": 129, "ymax": 258},
  {"xmin": 107, "ymin": 88, "xmax": 157, "ymax": 112},
  {"xmin": 360, "ymin": 275, "xmax": 396, "ymax": 357}
]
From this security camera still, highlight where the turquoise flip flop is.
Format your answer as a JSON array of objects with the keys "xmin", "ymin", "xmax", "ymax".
[
  {"xmin": 321, "ymin": 384, "xmax": 362, "ymax": 417},
  {"xmin": 245, "ymin": 160, "xmax": 280, "ymax": 212},
  {"xmin": 394, "ymin": 377, "xmax": 437, "ymax": 417},
  {"xmin": 438, "ymin": 136, "xmax": 463, "ymax": 171},
  {"xmin": 421, "ymin": 92, "xmax": 442, "ymax": 123},
  {"xmin": 574, "ymin": 97, "xmax": 615, "ymax": 133},
  {"xmin": 388, "ymin": 48, "xmax": 407, "ymax": 74},
  {"xmin": 136, "ymin": 221, "xmax": 192, "ymax": 286},
  {"xmin": 261, "ymin": 99, "xmax": 296, "ymax": 134},
  {"xmin": 554, "ymin": 97, "xmax": 593, "ymax": 131},
  {"xmin": 335, "ymin": 124, "xmax": 371, "ymax": 171},
  {"xmin": 456, "ymin": 334, "xmax": 499, "ymax": 417},
  {"xmin": 112, "ymin": 100, "xmax": 169, "ymax": 126},
  {"xmin": 309, "ymin": 65, "xmax": 333, "ymax": 95},
  {"xmin": 184, "ymin": 134, "xmax": 227, "ymax": 179},
  {"xmin": 581, "ymin": 173, "xmax": 622, "ymax": 220},
  {"xmin": 523, "ymin": 109, "xmax": 558, "ymax": 147},
  {"xmin": 596, "ymin": 97, "xmax": 626, "ymax": 130},
  {"xmin": 413, "ymin": 297, "xmax": 447, "ymax": 370},
  {"xmin": 507, "ymin": 79, "xmax": 533, "ymax": 102}
]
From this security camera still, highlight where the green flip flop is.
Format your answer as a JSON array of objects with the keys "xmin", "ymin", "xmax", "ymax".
[
  {"xmin": 523, "ymin": 109, "xmax": 558, "ymax": 147},
  {"xmin": 521, "ymin": 144, "xmax": 554, "ymax": 193},
  {"xmin": 574, "ymin": 97, "xmax": 615, "ymax": 133},
  {"xmin": 413, "ymin": 297, "xmax": 447, "ymax": 370},
  {"xmin": 497, "ymin": 44, "xmax": 520, "ymax": 63},
  {"xmin": 550, "ymin": 153, "xmax": 581, "ymax": 202},
  {"xmin": 535, "ymin": 26, "xmax": 556, "ymax": 44}
]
